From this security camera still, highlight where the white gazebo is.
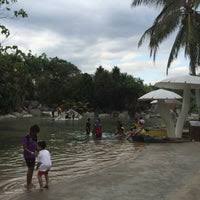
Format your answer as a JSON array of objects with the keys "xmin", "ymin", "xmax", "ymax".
[
  {"xmin": 155, "ymin": 75, "xmax": 200, "ymax": 138},
  {"xmin": 139, "ymin": 89, "xmax": 182, "ymax": 138}
]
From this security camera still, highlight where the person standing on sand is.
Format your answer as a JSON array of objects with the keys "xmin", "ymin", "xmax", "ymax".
[{"xmin": 22, "ymin": 124, "xmax": 40, "ymax": 190}]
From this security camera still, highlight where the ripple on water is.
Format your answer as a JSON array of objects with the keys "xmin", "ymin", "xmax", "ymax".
[{"xmin": 0, "ymin": 137, "xmax": 142, "ymax": 199}]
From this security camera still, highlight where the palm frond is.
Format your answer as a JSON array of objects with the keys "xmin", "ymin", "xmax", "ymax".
[
  {"xmin": 131, "ymin": 0, "xmax": 165, "ymax": 7},
  {"xmin": 149, "ymin": 8, "xmax": 181, "ymax": 60},
  {"xmin": 138, "ymin": 26, "xmax": 155, "ymax": 47},
  {"xmin": 137, "ymin": 1, "xmax": 182, "ymax": 60},
  {"xmin": 132, "ymin": 0, "xmax": 200, "ymax": 74},
  {"xmin": 131, "ymin": 0, "xmax": 181, "ymax": 7},
  {"xmin": 193, "ymin": 0, "xmax": 200, "ymax": 9},
  {"xmin": 189, "ymin": 44, "xmax": 198, "ymax": 75},
  {"xmin": 166, "ymin": 25, "xmax": 185, "ymax": 74}
]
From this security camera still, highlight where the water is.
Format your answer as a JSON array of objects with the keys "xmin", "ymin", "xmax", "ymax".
[{"xmin": 0, "ymin": 117, "xmax": 142, "ymax": 199}]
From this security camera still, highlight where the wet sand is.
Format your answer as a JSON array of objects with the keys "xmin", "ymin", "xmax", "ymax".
[{"xmin": 12, "ymin": 142, "xmax": 200, "ymax": 200}]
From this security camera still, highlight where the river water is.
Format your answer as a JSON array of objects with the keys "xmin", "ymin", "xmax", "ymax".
[{"xmin": 0, "ymin": 117, "xmax": 142, "ymax": 199}]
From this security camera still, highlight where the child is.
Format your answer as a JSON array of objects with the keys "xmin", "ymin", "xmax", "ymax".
[{"xmin": 37, "ymin": 141, "xmax": 52, "ymax": 190}]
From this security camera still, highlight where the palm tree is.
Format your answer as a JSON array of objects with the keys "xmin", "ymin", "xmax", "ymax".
[
  {"xmin": 132, "ymin": 0, "xmax": 200, "ymax": 74},
  {"xmin": 132, "ymin": 0, "xmax": 200, "ymax": 117}
]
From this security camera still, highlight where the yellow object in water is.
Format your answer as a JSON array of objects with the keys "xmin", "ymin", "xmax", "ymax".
[{"xmin": 146, "ymin": 130, "xmax": 167, "ymax": 137}]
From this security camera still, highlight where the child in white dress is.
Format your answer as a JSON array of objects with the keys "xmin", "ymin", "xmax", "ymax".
[{"xmin": 37, "ymin": 141, "xmax": 52, "ymax": 190}]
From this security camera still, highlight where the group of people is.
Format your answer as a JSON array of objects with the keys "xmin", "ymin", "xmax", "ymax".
[
  {"xmin": 22, "ymin": 125, "xmax": 52, "ymax": 191},
  {"xmin": 85, "ymin": 118, "xmax": 102, "ymax": 139},
  {"xmin": 115, "ymin": 117, "xmax": 167, "ymax": 143},
  {"xmin": 23, "ymin": 119, "xmax": 103, "ymax": 191},
  {"xmin": 85, "ymin": 117, "xmax": 147, "ymax": 141},
  {"xmin": 22, "ymin": 117, "xmax": 147, "ymax": 191},
  {"xmin": 126, "ymin": 117, "xmax": 146, "ymax": 141},
  {"xmin": 114, "ymin": 117, "xmax": 146, "ymax": 141}
]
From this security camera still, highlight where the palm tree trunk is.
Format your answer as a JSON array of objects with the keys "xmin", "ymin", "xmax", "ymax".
[
  {"xmin": 195, "ymin": 89, "xmax": 200, "ymax": 119},
  {"xmin": 175, "ymin": 86, "xmax": 191, "ymax": 138},
  {"xmin": 158, "ymin": 101, "xmax": 176, "ymax": 138},
  {"xmin": 190, "ymin": 63, "xmax": 200, "ymax": 120}
]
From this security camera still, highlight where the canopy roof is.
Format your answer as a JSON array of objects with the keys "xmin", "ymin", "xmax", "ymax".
[
  {"xmin": 151, "ymin": 99, "xmax": 182, "ymax": 105},
  {"xmin": 139, "ymin": 89, "xmax": 182, "ymax": 101},
  {"xmin": 155, "ymin": 75, "xmax": 200, "ymax": 89}
]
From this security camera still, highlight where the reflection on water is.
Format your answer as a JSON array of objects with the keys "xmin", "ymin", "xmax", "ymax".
[{"xmin": 0, "ymin": 117, "xmax": 143, "ymax": 199}]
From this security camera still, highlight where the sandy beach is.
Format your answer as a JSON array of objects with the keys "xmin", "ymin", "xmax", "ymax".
[{"xmin": 8, "ymin": 142, "xmax": 200, "ymax": 200}]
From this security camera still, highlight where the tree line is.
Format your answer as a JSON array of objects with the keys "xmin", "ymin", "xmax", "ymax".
[{"xmin": 0, "ymin": 49, "xmax": 151, "ymax": 115}]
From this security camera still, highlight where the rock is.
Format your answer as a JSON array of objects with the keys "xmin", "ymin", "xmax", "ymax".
[
  {"xmin": 40, "ymin": 105, "xmax": 51, "ymax": 111},
  {"xmin": 29, "ymin": 109, "xmax": 41, "ymax": 116},
  {"xmin": 12, "ymin": 112, "xmax": 23, "ymax": 118},
  {"xmin": 83, "ymin": 112, "xmax": 95, "ymax": 118},
  {"xmin": 119, "ymin": 111, "xmax": 129, "ymax": 119},
  {"xmin": 28, "ymin": 101, "xmax": 40, "ymax": 109},
  {"xmin": 99, "ymin": 113, "xmax": 110, "ymax": 118},
  {"xmin": 23, "ymin": 114, "xmax": 33, "ymax": 118},
  {"xmin": 112, "ymin": 112, "xmax": 120, "ymax": 118},
  {"xmin": 145, "ymin": 114, "xmax": 150, "ymax": 119},
  {"xmin": 21, "ymin": 110, "xmax": 28, "ymax": 115},
  {"xmin": 0, "ymin": 114, "xmax": 17, "ymax": 120},
  {"xmin": 41, "ymin": 111, "xmax": 52, "ymax": 117}
]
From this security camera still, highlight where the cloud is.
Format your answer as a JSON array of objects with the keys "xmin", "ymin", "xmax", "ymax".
[{"xmin": 2, "ymin": 0, "xmax": 189, "ymax": 84}]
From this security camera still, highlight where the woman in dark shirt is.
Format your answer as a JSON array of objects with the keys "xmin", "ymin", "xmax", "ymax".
[{"xmin": 22, "ymin": 124, "xmax": 40, "ymax": 190}]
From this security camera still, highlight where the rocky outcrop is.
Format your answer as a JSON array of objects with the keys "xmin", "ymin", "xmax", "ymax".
[{"xmin": 29, "ymin": 108, "xmax": 41, "ymax": 116}]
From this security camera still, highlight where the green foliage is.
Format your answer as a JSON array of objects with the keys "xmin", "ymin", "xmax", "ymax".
[
  {"xmin": 0, "ymin": 51, "xmax": 80, "ymax": 113},
  {"xmin": 0, "ymin": 52, "xmax": 33, "ymax": 113},
  {"xmin": 0, "ymin": 50, "xmax": 150, "ymax": 115},
  {"xmin": 25, "ymin": 54, "xmax": 80, "ymax": 105},
  {"xmin": 70, "ymin": 73, "xmax": 94, "ymax": 103},
  {"xmin": 0, "ymin": 0, "xmax": 27, "ymax": 39},
  {"xmin": 93, "ymin": 66, "xmax": 148, "ymax": 114}
]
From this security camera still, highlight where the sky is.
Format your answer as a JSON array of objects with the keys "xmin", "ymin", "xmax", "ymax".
[{"xmin": 3, "ymin": 0, "xmax": 190, "ymax": 84}]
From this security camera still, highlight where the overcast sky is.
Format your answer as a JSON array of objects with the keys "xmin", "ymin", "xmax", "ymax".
[{"xmin": 3, "ymin": 0, "xmax": 190, "ymax": 84}]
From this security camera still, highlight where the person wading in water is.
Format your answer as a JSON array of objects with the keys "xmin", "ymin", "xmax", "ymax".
[{"xmin": 22, "ymin": 124, "xmax": 40, "ymax": 190}]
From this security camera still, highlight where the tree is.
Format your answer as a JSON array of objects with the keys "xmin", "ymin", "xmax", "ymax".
[
  {"xmin": 132, "ymin": 0, "xmax": 200, "ymax": 135},
  {"xmin": 0, "ymin": 1, "xmax": 29, "ymax": 113},
  {"xmin": 132, "ymin": 0, "xmax": 200, "ymax": 74},
  {"xmin": 70, "ymin": 73, "xmax": 94, "ymax": 104},
  {"xmin": 34, "ymin": 56, "xmax": 80, "ymax": 105},
  {"xmin": 0, "ymin": 47, "xmax": 150, "ymax": 114},
  {"xmin": 0, "ymin": 51, "xmax": 33, "ymax": 113},
  {"xmin": 0, "ymin": 0, "xmax": 27, "ymax": 41},
  {"xmin": 93, "ymin": 66, "xmax": 114, "ymax": 112},
  {"xmin": 92, "ymin": 66, "xmax": 148, "ymax": 114}
]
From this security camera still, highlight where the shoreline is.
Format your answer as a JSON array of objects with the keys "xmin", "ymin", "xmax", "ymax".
[{"xmin": 10, "ymin": 142, "xmax": 200, "ymax": 200}]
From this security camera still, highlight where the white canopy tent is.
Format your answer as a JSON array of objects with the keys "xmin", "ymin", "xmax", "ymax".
[
  {"xmin": 155, "ymin": 75, "xmax": 200, "ymax": 138},
  {"xmin": 139, "ymin": 89, "xmax": 182, "ymax": 100},
  {"xmin": 139, "ymin": 89, "xmax": 182, "ymax": 138},
  {"xmin": 150, "ymin": 99, "xmax": 182, "ymax": 105}
]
